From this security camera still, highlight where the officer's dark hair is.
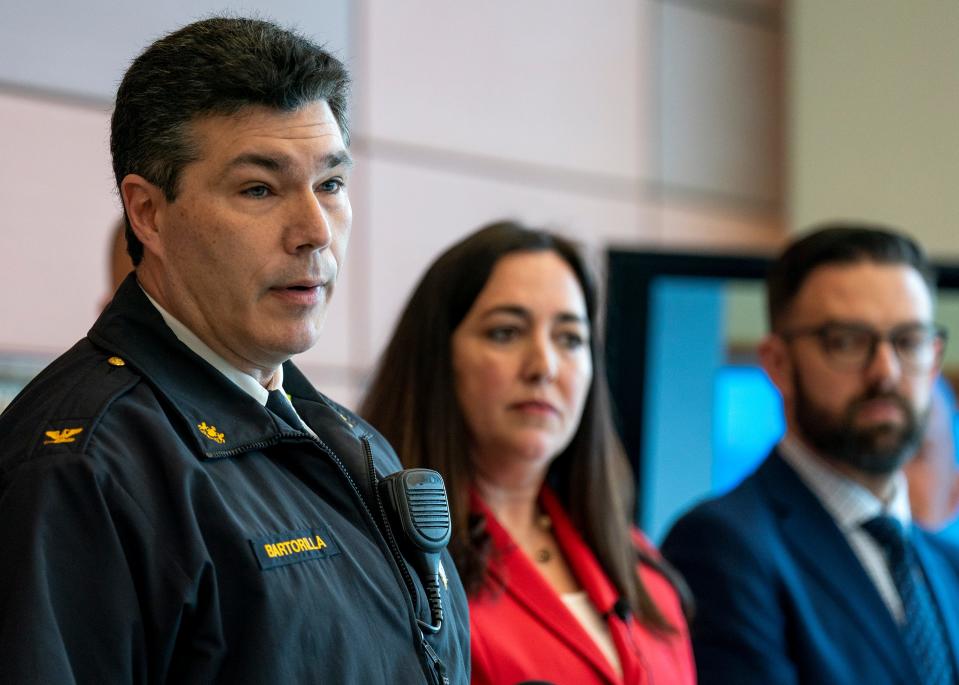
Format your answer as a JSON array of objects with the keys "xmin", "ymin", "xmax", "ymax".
[
  {"xmin": 111, "ymin": 16, "xmax": 350, "ymax": 265},
  {"xmin": 360, "ymin": 220, "xmax": 678, "ymax": 633},
  {"xmin": 767, "ymin": 222, "xmax": 936, "ymax": 332}
]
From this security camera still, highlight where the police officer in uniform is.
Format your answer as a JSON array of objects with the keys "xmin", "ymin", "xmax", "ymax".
[{"xmin": 0, "ymin": 17, "xmax": 469, "ymax": 684}]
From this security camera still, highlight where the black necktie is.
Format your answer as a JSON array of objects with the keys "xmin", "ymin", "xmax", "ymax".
[
  {"xmin": 266, "ymin": 389, "xmax": 306, "ymax": 432},
  {"xmin": 862, "ymin": 515, "xmax": 955, "ymax": 685}
]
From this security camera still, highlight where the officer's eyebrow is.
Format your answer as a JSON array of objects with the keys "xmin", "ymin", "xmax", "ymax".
[
  {"xmin": 223, "ymin": 150, "xmax": 353, "ymax": 175},
  {"xmin": 325, "ymin": 151, "xmax": 354, "ymax": 170}
]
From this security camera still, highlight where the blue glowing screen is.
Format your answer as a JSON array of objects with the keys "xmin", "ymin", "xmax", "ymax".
[{"xmin": 712, "ymin": 365, "xmax": 785, "ymax": 494}]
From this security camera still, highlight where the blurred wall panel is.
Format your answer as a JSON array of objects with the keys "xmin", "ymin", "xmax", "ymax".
[
  {"xmin": 0, "ymin": 93, "xmax": 115, "ymax": 354},
  {"xmin": 0, "ymin": 1, "xmax": 352, "ymax": 102},
  {"xmin": 790, "ymin": 0, "xmax": 959, "ymax": 258},
  {"xmin": 365, "ymin": 1, "xmax": 646, "ymax": 180},
  {"xmin": 654, "ymin": 0, "xmax": 783, "ymax": 209}
]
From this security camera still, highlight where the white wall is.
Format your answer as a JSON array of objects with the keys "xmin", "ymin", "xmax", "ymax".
[
  {"xmin": 0, "ymin": 1, "xmax": 352, "ymax": 100},
  {"xmin": 0, "ymin": 93, "xmax": 114, "ymax": 357}
]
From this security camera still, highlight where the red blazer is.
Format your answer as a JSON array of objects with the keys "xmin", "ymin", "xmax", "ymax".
[{"xmin": 469, "ymin": 489, "xmax": 696, "ymax": 685}]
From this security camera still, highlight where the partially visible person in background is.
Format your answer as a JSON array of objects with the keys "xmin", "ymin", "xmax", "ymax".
[
  {"xmin": 108, "ymin": 217, "xmax": 134, "ymax": 292},
  {"xmin": 361, "ymin": 221, "xmax": 695, "ymax": 685},
  {"xmin": 904, "ymin": 377, "xmax": 959, "ymax": 530},
  {"xmin": 100, "ymin": 217, "xmax": 135, "ymax": 309}
]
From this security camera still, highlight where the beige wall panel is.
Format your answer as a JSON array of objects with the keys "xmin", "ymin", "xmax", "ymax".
[
  {"xmin": 0, "ymin": 94, "xmax": 118, "ymax": 355},
  {"xmin": 365, "ymin": 0, "xmax": 648, "ymax": 180},
  {"xmin": 657, "ymin": 1, "xmax": 782, "ymax": 206},
  {"xmin": 653, "ymin": 200, "xmax": 785, "ymax": 254},
  {"xmin": 790, "ymin": 1, "xmax": 959, "ymax": 258},
  {"xmin": 362, "ymin": 158, "xmax": 652, "ymax": 367},
  {"xmin": 0, "ymin": 1, "xmax": 352, "ymax": 101},
  {"xmin": 735, "ymin": 0, "xmax": 779, "ymax": 10},
  {"xmin": 698, "ymin": 0, "xmax": 781, "ymax": 14}
]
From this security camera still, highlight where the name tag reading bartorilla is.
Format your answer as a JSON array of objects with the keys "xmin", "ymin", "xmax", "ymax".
[{"xmin": 250, "ymin": 528, "xmax": 340, "ymax": 570}]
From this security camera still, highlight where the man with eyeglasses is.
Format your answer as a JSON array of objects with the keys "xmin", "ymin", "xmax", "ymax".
[{"xmin": 662, "ymin": 224, "xmax": 959, "ymax": 685}]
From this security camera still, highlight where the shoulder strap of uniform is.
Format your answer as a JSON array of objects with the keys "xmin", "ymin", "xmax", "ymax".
[{"xmin": 29, "ymin": 346, "xmax": 140, "ymax": 458}]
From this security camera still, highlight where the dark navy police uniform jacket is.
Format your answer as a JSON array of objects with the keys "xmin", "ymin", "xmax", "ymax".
[{"xmin": 0, "ymin": 276, "xmax": 469, "ymax": 684}]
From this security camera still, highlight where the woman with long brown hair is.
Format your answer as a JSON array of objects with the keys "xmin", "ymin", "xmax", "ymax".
[{"xmin": 361, "ymin": 221, "xmax": 694, "ymax": 685}]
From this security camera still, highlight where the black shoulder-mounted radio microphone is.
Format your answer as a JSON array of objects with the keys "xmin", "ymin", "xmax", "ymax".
[{"xmin": 378, "ymin": 468, "xmax": 452, "ymax": 634}]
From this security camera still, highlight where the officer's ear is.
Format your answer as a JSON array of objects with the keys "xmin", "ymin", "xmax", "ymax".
[{"xmin": 120, "ymin": 174, "xmax": 168, "ymax": 260}]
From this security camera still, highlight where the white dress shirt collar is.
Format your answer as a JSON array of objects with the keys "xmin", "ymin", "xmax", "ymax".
[
  {"xmin": 140, "ymin": 286, "xmax": 279, "ymax": 407},
  {"xmin": 778, "ymin": 433, "xmax": 912, "ymax": 532}
]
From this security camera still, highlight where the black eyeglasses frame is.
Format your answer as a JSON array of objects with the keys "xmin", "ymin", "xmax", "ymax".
[{"xmin": 778, "ymin": 321, "xmax": 948, "ymax": 373}]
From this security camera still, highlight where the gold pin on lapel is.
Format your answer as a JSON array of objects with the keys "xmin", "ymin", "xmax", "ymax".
[{"xmin": 197, "ymin": 422, "xmax": 226, "ymax": 444}]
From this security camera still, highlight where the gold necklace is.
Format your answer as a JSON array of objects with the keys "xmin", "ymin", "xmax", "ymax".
[{"xmin": 534, "ymin": 513, "xmax": 553, "ymax": 564}]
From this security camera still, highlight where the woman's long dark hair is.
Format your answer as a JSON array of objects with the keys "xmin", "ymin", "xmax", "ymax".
[{"xmin": 360, "ymin": 220, "xmax": 674, "ymax": 631}]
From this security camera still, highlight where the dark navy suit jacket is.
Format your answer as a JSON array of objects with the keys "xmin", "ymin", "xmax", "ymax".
[{"xmin": 661, "ymin": 450, "xmax": 959, "ymax": 685}]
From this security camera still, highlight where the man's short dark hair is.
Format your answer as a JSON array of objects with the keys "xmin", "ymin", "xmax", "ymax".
[
  {"xmin": 111, "ymin": 16, "xmax": 351, "ymax": 265},
  {"xmin": 766, "ymin": 222, "xmax": 936, "ymax": 331}
]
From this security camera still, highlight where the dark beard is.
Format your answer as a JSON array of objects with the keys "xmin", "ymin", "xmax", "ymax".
[{"xmin": 794, "ymin": 374, "xmax": 927, "ymax": 476}]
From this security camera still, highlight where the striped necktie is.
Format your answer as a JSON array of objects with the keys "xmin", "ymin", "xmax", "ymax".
[{"xmin": 862, "ymin": 515, "xmax": 955, "ymax": 685}]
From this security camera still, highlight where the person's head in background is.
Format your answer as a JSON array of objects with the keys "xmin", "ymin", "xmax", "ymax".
[
  {"xmin": 904, "ymin": 376, "xmax": 959, "ymax": 529},
  {"xmin": 100, "ymin": 217, "xmax": 134, "ymax": 310},
  {"xmin": 112, "ymin": 17, "xmax": 352, "ymax": 380},
  {"xmin": 361, "ymin": 220, "xmax": 671, "ymax": 629},
  {"xmin": 760, "ymin": 223, "xmax": 946, "ymax": 499}
]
